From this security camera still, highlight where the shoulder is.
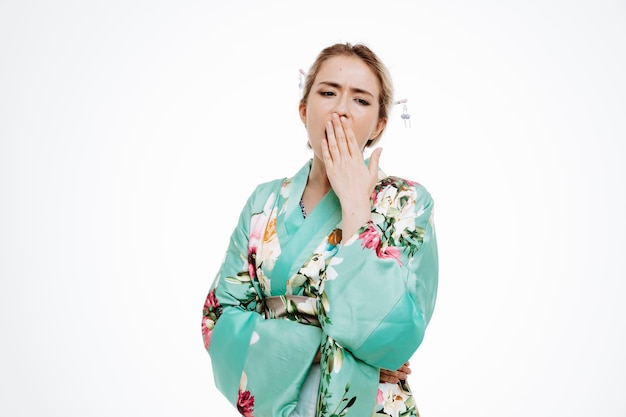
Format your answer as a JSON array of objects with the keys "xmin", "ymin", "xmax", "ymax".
[
  {"xmin": 251, "ymin": 177, "xmax": 287, "ymax": 196},
  {"xmin": 372, "ymin": 175, "xmax": 435, "ymax": 230},
  {"xmin": 374, "ymin": 175, "xmax": 434, "ymax": 209},
  {"xmin": 243, "ymin": 161, "xmax": 310, "ymax": 212},
  {"xmin": 244, "ymin": 176, "xmax": 290, "ymax": 212}
]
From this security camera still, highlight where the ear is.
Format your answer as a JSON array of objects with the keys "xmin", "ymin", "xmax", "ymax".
[
  {"xmin": 370, "ymin": 118, "xmax": 387, "ymax": 140},
  {"xmin": 298, "ymin": 102, "xmax": 307, "ymax": 125}
]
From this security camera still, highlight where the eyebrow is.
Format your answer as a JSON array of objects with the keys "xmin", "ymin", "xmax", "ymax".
[{"xmin": 317, "ymin": 81, "xmax": 375, "ymax": 98}]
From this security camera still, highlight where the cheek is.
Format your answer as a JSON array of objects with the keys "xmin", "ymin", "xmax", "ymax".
[{"xmin": 355, "ymin": 116, "xmax": 378, "ymax": 135}]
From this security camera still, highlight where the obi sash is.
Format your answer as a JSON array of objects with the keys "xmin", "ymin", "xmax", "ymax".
[{"xmin": 264, "ymin": 295, "xmax": 321, "ymax": 327}]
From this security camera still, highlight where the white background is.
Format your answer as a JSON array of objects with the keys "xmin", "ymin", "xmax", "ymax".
[{"xmin": 1, "ymin": 1, "xmax": 625, "ymax": 416}]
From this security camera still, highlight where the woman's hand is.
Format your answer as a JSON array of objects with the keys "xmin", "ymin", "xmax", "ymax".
[
  {"xmin": 379, "ymin": 361, "xmax": 412, "ymax": 384},
  {"xmin": 322, "ymin": 113, "xmax": 382, "ymax": 237},
  {"xmin": 316, "ymin": 350, "xmax": 411, "ymax": 384}
]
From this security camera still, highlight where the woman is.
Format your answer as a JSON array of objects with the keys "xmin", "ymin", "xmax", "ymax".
[{"xmin": 202, "ymin": 42, "xmax": 438, "ymax": 417}]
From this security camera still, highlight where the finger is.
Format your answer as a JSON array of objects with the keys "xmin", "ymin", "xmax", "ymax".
[
  {"xmin": 379, "ymin": 369, "xmax": 396, "ymax": 378},
  {"xmin": 368, "ymin": 147, "xmax": 383, "ymax": 177},
  {"xmin": 397, "ymin": 362, "xmax": 411, "ymax": 375},
  {"xmin": 379, "ymin": 371, "xmax": 400, "ymax": 384},
  {"xmin": 339, "ymin": 115, "xmax": 358, "ymax": 155},
  {"xmin": 381, "ymin": 368, "xmax": 407, "ymax": 382},
  {"xmin": 380, "ymin": 375, "xmax": 400, "ymax": 384},
  {"xmin": 395, "ymin": 369, "xmax": 410, "ymax": 380},
  {"xmin": 397, "ymin": 365, "xmax": 411, "ymax": 376},
  {"xmin": 325, "ymin": 120, "xmax": 339, "ymax": 160},
  {"xmin": 321, "ymin": 136, "xmax": 333, "ymax": 166},
  {"xmin": 331, "ymin": 113, "xmax": 350, "ymax": 157}
]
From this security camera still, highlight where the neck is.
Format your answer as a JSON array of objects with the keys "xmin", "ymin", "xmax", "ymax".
[{"xmin": 307, "ymin": 156, "xmax": 331, "ymax": 194}]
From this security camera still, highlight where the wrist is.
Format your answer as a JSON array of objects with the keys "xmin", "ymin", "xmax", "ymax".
[
  {"xmin": 339, "ymin": 196, "xmax": 370, "ymax": 215},
  {"xmin": 340, "ymin": 211, "xmax": 371, "ymax": 240}
]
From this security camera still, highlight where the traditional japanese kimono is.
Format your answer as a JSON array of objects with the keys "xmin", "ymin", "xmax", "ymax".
[{"xmin": 202, "ymin": 159, "xmax": 438, "ymax": 417}]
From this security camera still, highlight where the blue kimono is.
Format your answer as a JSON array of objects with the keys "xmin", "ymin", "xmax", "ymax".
[{"xmin": 202, "ymin": 159, "xmax": 438, "ymax": 417}]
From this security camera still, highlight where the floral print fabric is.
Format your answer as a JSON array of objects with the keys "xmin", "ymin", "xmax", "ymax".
[{"xmin": 202, "ymin": 160, "xmax": 438, "ymax": 417}]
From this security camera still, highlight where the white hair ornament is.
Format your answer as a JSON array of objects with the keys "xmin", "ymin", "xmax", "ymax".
[{"xmin": 394, "ymin": 99, "xmax": 411, "ymax": 128}]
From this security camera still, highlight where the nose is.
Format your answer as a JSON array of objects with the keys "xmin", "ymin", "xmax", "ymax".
[{"xmin": 333, "ymin": 94, "xmax": 349, "ymax": 118}]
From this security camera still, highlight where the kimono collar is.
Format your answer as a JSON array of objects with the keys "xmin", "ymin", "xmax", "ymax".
[{"xmin": 271, "ymin": 159, "xmax": 342, "ymax": 294}]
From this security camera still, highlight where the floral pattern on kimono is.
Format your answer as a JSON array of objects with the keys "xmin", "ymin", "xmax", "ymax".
[{"xmin": 202, "ymin": 159, "xmax": 438, "ymax": 417}]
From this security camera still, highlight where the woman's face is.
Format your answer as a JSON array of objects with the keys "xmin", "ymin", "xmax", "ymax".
[{"xmin": 299, "ymin": 55, "xmax": 386, "ymax": 159}]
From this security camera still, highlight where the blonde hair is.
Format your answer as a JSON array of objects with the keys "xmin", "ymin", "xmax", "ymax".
[{"xmin": 300, "ymin": 43, "xmax": 394, "ymax": 146}]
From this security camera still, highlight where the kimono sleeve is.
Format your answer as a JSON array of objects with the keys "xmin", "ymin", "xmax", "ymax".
[
  {"xmin": 320, "ymin": 183, "xmax": 438, "ymax": 372},
  {"xmin": 202, "ymin": 184, "xmax": 322, "ymax": 417}
]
